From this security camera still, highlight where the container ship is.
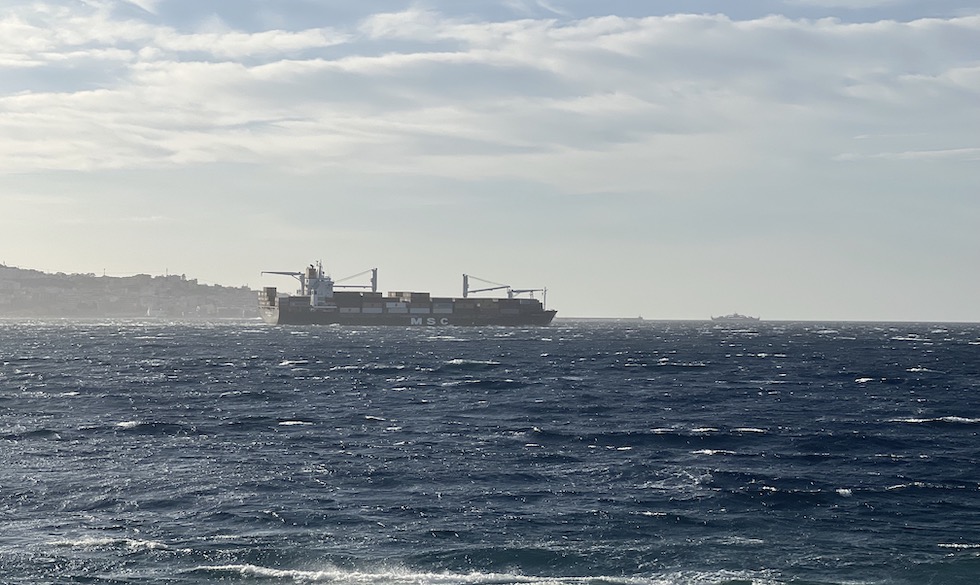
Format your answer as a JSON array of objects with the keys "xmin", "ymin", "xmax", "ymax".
[{"xmin": 258, "ymin": 262, "xmax": 556, "ymax": 326}]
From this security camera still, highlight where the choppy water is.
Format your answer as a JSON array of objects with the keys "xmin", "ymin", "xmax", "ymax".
[{"xmin": 2, "ymin": 319, "xmax": 979, "ymax": 584}]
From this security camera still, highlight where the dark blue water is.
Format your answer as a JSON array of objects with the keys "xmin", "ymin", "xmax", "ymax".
[{"xmin": 2, "ymin": 320, "xmax": 979, "ymax": 584}]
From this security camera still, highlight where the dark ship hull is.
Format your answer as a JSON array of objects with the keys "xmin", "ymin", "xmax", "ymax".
[
  {"xmin": 259, "ymin": 264, "xmax": 556, "ymax": 327},
  {"xmin": 259, "ymin": 303, "xmax": 557, "ymax": 326}
]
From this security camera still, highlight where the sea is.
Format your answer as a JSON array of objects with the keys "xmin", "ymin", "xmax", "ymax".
[{"xmin": 1, "ymin": 319, "xmax": 979, "ymax": 585}]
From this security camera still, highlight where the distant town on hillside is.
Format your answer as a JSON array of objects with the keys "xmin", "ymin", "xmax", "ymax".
[{"xmin": 0, "ymin": 264, "xmax": 259, "ymax": 319}]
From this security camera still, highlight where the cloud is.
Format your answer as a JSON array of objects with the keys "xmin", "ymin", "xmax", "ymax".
[
  {"xmin": 0, "ymin": 4, "xmax": 978, "ymax": 199},
  {"xmin": 785, "ymin": 0, "xmax": 907, "ymax": 7},
  {"xmin": 835, "ymin": 147, "xmax": 980, "ymax": 161},
  {"xmin": 501, "ymin": 0, "xmax": 571, "ymax": 18},
  {"xmin": 119, "ymin": 0, "xmax": 160, "ymax": 14}
]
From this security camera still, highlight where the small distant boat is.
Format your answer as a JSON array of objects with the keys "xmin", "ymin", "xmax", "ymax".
[{"xmin": 711, "ymin": 313, "xmax": 760, "ymax": 323}]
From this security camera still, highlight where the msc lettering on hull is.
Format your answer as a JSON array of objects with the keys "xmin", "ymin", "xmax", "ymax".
[{"xmin": 411, "ymin": 317, "xmax": 451, "ymax": 326}]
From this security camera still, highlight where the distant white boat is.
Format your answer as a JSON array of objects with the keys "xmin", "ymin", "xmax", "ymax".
[{"xmin": 711, "ymin": 313, "xmax": 760, "ymax": 323}]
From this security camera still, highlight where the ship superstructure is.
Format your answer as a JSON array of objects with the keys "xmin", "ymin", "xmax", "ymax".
[
  {"xmin": 258, "ymin": 262, "xmax": 556, "ymax": 326},
  {"xmin": 711, "ymin": 313, "xmax": 761, "ymax": 323}
]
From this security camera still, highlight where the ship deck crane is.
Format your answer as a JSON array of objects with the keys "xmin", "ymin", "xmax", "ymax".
[
  {"xmin": 462, "ymin": 274, "xmax": 510, "ymax": 298},
  {"xmin": 261, "ymin": 269, "xmax": 310, "ymax": 295},
  {"xmin": 510, "ymin": 287, "xmax": 548, "ymax": 309},
  {"xmin": 510, "ymin": 287, "xmax": 546, "ymax": 299},
  {"xmin": 334, "ymin": 267, "xmax": 378, "ymax": 293},
  {"xmin": 463, "ymin": 275, "xmax": 549, "ymax": 308}
]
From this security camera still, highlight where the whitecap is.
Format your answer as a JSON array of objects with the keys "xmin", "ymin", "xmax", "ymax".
[
  {"xmin": 886, "ymin": 482, "xmax": 927, "ymax": 490},
  {"xmin": 854, "ymin": 377, "xmax": 875, "ymax": 384},
  {"xmin": 115, "ymin": 420, "xmax": 140, "ymax": 429},
  {"xmin": 444, "ymin": 358, "xmax": 501, "ymax": 366},
  {"xmin": 278, "ymin": 420, "xmax": 312, "ymax": 426},
  {"xmin": 733, "ymin": 427, "xmax": 767, "ymax": 434},
  {"xmin": 191, "ymin": 564, "xmax": 772, "ymax": 585},
  {"xmin": 717, "ymin": 536, "xmax": 766, "ymax": 546},
  {"xmin": 50, "ymin": 537, "xmax": 168, "ymax": 551},
  {"xmin": 891, "ymin": 335, "xmax": 930, "ymax": 342},
  {"xmin": 941, "ymin": 416, "xmax": 980, "ymax": 424},
  {"xmin": 890, "ymin": 416, "xmax": 980, "ymax": 425},
  {"xmin": 692, "ymin": 449, "xmax": 736, "ymax": 456}
]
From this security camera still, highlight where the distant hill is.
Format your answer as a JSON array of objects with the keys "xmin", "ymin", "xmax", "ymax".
[{"xmin": 0, "ymin": 265, "xmax": 258, "ymax": 319}]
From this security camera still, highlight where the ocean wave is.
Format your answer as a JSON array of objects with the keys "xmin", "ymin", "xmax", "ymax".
[
  {"xmin": 626, "ymin": 359, "xmax": 708, "ymax": 370},
  {"xmin": 49, "ymin": 536, "xmax": 169, "ymax": 551},
  {"xmin": 190, "ymin": 564, "xmax": 775, "ymax": 585},
  {"xmin": 440, "ymin": 378, "xmax": 525, "ymax": 389},
  {"xmin": 441, "ymin": 359, "xmax": 503, "ymax": 370},
  {"xmin": 107, "ymin": 420, "xmax": 202, "ymax": 436},
  {"xmin": 890, "ymin": 416, "xmax": 980, "ymax": 425},
  {"xmin": 1, "ymin": 427, "xmax": 62, "ymax": 440},
  {"xmin": 330, "ymin": 363, "xmax": 409, "ymax": 373}
]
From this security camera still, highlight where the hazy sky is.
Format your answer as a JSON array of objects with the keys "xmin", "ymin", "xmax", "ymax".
[{"xmin": 1, "ymin": 0, "xmax": 978, "ymax": 321}]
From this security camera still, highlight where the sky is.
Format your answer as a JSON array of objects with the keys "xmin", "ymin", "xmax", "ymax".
[{"xmin": 1, "ymin": 0, "xmax": 978, "ymax": 321}]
